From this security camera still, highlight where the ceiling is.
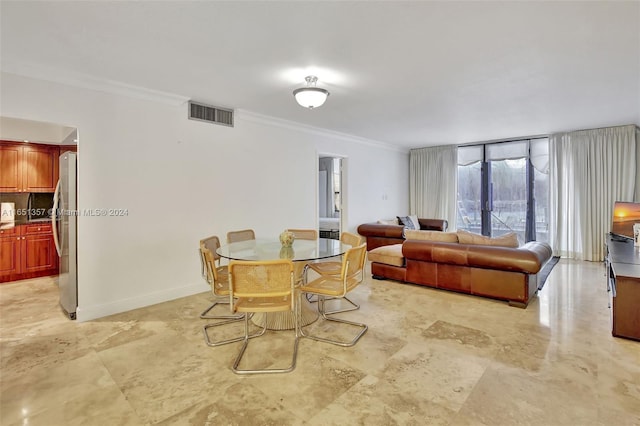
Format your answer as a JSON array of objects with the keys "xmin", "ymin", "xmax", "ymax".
[
  {"xmin": 1, "ymin": 1, "xmax": 638, "ymax": 149},
  {"xmin": 0, "ymin": 116, "xmax": 77, "ymax": 144}
]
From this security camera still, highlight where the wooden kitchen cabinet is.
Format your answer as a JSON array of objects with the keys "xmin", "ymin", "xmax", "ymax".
[
  {"xmin": 0, "ymin": 143, "xmax": 23, "ymax": 192},
  {"xmin": 0, "ymin": 227, "xmax": 21, "ymax": 277},
  {"xmin": 23, "ymin": 145, "xmax": 59, "ymax": 192},
  {"xmin": 22, "ymin": 223, "xmax": 57, "ymax": 274},
  {"xmin": 0, "ymin": 141, "xmax": 59, "ymax": 192},
  {"xmin": 0, "ymin": 224, "xmax": 58, "ymax": 283}
]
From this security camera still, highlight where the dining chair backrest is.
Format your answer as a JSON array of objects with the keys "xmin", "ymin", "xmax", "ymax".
[
  {"xmin": 286, "ymin": 229, "xmax": 318, "ymax": 240},
  {"xmin": 201, "ymin": 235, "xmax": 222, "ymax": 264},
  {"xmin": 227, "ymin": 229, "xmax": 256, "ymax": 244},
  {"xmin": 200, "ymin": 244, "xmax": 229, "ymax": 296},
  {"xmin": 228, "ymin": 260, "xmax": 295, "ymax": 311},
  {"xmin": 341, "ymin": 244, "xmax": 367, "ymax": 291},
  {"xmin": 340, "ymin": 232, "xmax": 364, "ymax": 247}
]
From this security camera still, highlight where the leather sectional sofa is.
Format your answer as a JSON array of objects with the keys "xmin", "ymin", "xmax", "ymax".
[{"xmin": 357, "ymin": 221, "xmax": 553, "ymax": 307}]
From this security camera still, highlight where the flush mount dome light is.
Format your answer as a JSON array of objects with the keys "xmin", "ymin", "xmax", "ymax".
[{"xmin": 293, "ymin": 75, "xmax": 330, "ymax": 109}]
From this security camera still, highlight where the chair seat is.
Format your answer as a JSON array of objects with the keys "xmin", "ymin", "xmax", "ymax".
[
  {"xmin": 300, "ymin": 276, "xmax": 360, "ymax": 297},
  {"xmin": 235, "ymin": 295, "xmax": 293, "ymax": 312},
  {"xmin": 299, "ymin": 243, "xmax": 368, "ymax": 347},
  {"xmin": 307, "ymin": 261, "xmax": 341, "ymax": 276}
]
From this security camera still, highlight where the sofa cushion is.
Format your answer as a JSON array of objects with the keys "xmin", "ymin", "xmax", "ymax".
[
  {"xmin": 377, "ymin": 218, "xmax": 399, "ymax": 225},
  {"xmin": 404, "ymin": 230, "xmax": 459, "ymax": 243},
  {"xmin": 456, "ymin": 230, "xmax": 519, "ymax": 248},
  {"xmin": 368, "ymin": 243, "xmax": 405, "ymax": 267}
]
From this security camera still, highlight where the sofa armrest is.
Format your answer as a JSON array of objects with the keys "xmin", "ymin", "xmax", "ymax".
[
  {"xmin": 357, "ymin": 223, "xmax": 405, "ymax": 239},
  {"xmin": 358, "ymin": 218, "xmax": 448, "ymax": 238},
  {"xmin": 418, "ymin": 218, "xmax": 448, "ymax": 232}
]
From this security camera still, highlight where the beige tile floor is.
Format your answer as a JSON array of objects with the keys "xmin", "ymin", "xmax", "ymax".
[{"xmin": 1, "ymin": 259, "xmax": 639, "ymax": 425}]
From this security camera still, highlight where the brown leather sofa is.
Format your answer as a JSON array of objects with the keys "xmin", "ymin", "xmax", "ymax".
[
  {"xmin": 357, "ymin": 219, "xmax": 449, "ymax": 251},
  {"xmin": 357, "ymin": 223, "xmax": 553, "ymax": 307}
]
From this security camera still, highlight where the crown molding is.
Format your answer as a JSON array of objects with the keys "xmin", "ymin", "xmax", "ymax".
[
  {"xmin": 235, "ymin": 109, "xmax": 409, "ymax": 154},
  {"xmin": 1, "ymin": 60, "xmax": 189, "ymax": 106},
  {"xmin": 2, "ymin": 61, "xmax": 408, "ymax": 153}
]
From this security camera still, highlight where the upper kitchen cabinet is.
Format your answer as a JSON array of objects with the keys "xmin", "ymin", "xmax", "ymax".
[
  {"xmin": 23, "ymin": 144, "xmax": 59, "ymax": 192},
  {"xmin": 0, "ymin": 142, "xmax": 59, "ymax": 192},
  {"xmin": 0, "ymin": 143, "xmax": 23, "ymax": 192}
]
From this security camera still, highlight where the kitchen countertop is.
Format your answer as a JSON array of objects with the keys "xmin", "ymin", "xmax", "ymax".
[{"xmin": 1, "ymin": 218, "xmax": 52, "ymax": 229}]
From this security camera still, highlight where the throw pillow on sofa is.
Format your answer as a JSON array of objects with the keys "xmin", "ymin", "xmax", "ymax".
[
  {"xmin": 404, "ymin": 230, "xmax": 459, "ymax": 243},
  {"xmin": 456, "ymin": 229, "xmax": 520, "ymax": 248},
  {"xmin": 397, "ymin": 215, "xmax": 420, "ymax": 230}
]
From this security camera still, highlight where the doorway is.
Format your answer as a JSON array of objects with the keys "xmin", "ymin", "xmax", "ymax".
[
  {"xmin": 0, "ymin": 116, "xmax": 79, "ymax": 319},
  {"xmin": 318, "ymin": 156, "xmax": 344, "ymax": 240}
]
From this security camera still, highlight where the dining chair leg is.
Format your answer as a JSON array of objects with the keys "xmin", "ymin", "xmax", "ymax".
[
  {"xmin": 321, "ymin": 295, "xmax": 360, "ymax": 315},
  {"xmin": 231, "ymin": 313, "xmax": 299, "ymax": 375},
  {"xmin": 203, "ymin": 313, "xmax": 265, "ymax": 347},
  {"xmin": 200, "ymin": 299, "xmax": 244, "ymax": 320},
  {"xmin": 300, "ymin": 295, "xmax": 368, "ymax": 347}
]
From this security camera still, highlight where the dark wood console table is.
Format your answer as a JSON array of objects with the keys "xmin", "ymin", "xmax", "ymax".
[{"xmin": 606, "ymin": 235, "xmax": 640, "ymax": 341}]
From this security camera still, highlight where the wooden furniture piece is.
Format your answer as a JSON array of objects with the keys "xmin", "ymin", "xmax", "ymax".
[
  {"xmin": 304, "ymin": 231, "xmax": 366, "ymax": 314},
  {"xmin": 285, "ymin": 229, "xmax": 318, "ymax": 283},
  {"xmin": 299, "ymin": 243, "xmax": 368, "ymax": 347},
  {"xmin": 228, "ymin": 259, "xmax": 298, "ymax": 374},
  {"xmin": 198, "ymin": 236, "xmax": 248, "ymax": 347},
  {"xmin": 0, "ymin": 141, "xmax": 59, "ymax": 193},
  {"xmin": 606, "ymin": 235, "xmax": 640, "ymax": 341},
  {"xmin": 226, "ymin": 229, "xmax": 256, "ymax": 243},
  {"xmin": 0, "ymin": 223, "xmax": 58, "ymax": 283}
]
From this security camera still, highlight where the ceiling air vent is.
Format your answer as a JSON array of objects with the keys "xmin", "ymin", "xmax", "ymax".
[{"xmin": 188, "ymin": 101, "xmax": 234, "ymax": 127}]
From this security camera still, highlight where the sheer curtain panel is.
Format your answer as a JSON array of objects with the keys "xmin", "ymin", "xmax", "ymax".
[
  {"xmin": 549, "ymin": 125, "xmax": 637, "ymax": 261},
  {"xmin": 410, "ymin": 145, "xmax": 458, "ymax": 228}
]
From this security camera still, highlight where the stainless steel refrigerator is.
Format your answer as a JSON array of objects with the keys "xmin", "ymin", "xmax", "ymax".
[{"xmin": 53, "ymin": 151, "xmax": 77, "ymax": 320}]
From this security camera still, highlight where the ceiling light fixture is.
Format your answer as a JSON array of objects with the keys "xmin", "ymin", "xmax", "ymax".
[{"xmin": 293, "ymin": 75, "xmax": 329, "ymax": 109}]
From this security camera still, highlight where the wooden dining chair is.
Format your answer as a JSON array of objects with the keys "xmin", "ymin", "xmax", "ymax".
[
  {"xmin": 228, "ymin": 259, "xmax": 299, "ymax": 374},
  {"xmin": 199, "ymin": 236, "xmax": 236, "ymax": 319},
  {"xmin": 226, "ymin": 229, "xmax": 256, "ymax": 243},
  {"xmin": 299, "ymin": 243, "xmax": 368, "ymax": 347},
  {"xmin": 199, "ymin": 237, "xmax": 261, "ymax": 347},
  {"xmin": 304, "ymin": 231, "xmax": 365, "ymax": 313},
  {"xmin": 285, "ymin": 228, "xmax": 317, "ymax": 282},
  {"xmin": 340, "ymin": 231, "xmax": 364, "ymax": 247}
]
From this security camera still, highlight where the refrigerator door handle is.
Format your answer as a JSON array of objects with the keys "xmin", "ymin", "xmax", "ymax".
[{"xmin": 52, "ymin": 179, "xmax": 61, "ymax": 257}]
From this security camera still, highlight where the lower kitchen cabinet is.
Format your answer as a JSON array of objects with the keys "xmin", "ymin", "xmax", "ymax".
[
  {"xmin": 0, "ymin": 227, "xmax": 21, "ymax": 277},
  {"xmin": 0, "ymin": 223, "xmax": 58, "ymax": 283}
]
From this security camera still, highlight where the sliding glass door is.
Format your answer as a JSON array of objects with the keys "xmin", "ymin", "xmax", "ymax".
[{"xmin": 457, "ymin": 139, "xmax": 549, "ymax": 243}]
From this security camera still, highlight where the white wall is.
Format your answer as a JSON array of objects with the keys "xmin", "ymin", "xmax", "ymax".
[{"xmin": 0, "ymin": 72, "xmax": 409, "ymax": 321}]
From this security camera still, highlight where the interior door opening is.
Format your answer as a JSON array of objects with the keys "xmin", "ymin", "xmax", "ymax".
[{"xmin": 318, "ymin": 156, "xmax": 343, "ymax": 240}]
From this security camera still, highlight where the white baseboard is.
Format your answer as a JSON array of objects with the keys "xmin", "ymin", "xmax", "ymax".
[{"xmin": 75, "ymin": 282, "xmax": 204, "ymax": 322}]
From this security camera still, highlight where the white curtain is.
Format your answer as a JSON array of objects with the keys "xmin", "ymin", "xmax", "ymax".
[
  {"xmin": 409, "ymin": 145, "xmax": 458, "ymax": 229},
  {"xmin": 549, "ymin": 125, "xmax": 637, "ymax": 261}
]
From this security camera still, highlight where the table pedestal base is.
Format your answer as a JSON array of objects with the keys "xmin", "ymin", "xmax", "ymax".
[{"xmin": 251, "ymin": 297, "xmax": 318, "ymax": 331}]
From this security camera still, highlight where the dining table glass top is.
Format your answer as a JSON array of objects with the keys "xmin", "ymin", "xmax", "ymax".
[{"xmin": 216, "ymin": 238, "xmax": 349, "ymax": 262}]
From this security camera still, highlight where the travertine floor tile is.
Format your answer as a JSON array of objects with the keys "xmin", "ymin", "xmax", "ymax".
[{"xmin": 1, "ymin": 258, "xmax": 639, "ymax": 425}]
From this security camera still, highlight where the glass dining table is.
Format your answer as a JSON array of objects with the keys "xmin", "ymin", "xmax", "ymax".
[{"xmin": 216, "ymin": 237, "xmax": 350, "ymax": 330}]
